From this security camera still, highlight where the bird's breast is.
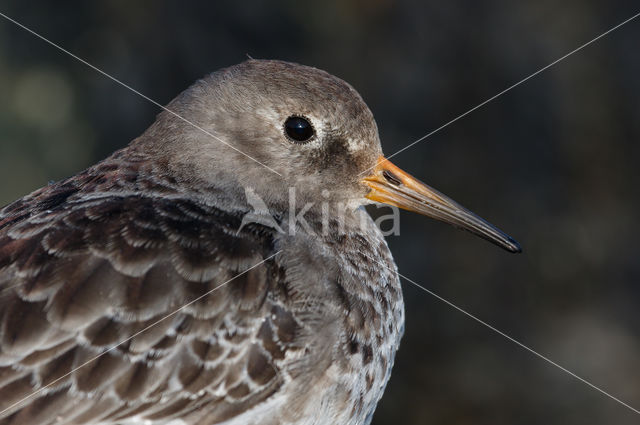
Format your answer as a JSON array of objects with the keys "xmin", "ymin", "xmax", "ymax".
[{"xmin": 273, "ymin": 208, "xmax": 404, "ymax": 425}]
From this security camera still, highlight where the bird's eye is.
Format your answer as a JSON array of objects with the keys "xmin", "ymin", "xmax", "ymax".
[{"xmin": 284, "ymin": 116, "xmax": 314, "ymax": 143}]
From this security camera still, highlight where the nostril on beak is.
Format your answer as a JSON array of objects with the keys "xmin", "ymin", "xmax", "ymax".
[{"xmin": 382, "ymin": 170, "xmax": 402, "ymax": 186}]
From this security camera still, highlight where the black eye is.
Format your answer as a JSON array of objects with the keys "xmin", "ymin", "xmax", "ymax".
[{"xmin": 284, "ymin": 116, "xmax": 314, "ymax": 143}]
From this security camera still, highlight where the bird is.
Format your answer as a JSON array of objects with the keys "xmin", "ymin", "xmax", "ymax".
[{"xmin": 0, "ymin": 59, "xmax": 520, "ymax": 425}]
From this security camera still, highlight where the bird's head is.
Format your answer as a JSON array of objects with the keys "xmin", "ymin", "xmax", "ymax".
[{"xmin": 137, "ymin": 59, "xmax": 520, "ymax": 252}]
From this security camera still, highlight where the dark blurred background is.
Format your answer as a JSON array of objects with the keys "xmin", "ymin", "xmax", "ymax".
[{"xmin": 1, "ymin": 1, "xmax": 639, "ymax": 424}]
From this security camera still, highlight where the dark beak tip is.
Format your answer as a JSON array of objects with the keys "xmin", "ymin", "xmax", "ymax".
[{"xmin": 506, "ymin": 237, "xmax": 523, "ymax": 254}]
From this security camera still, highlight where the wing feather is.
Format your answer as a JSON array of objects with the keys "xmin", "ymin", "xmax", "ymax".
[{"xmin": 0, "ymin": 185, "xmax": 300, "ymax": 425}]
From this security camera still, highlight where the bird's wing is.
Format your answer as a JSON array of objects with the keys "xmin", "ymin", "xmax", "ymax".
[{"xmin": 0, "ymin": 184, "xmax": 304, "ymax": 425}]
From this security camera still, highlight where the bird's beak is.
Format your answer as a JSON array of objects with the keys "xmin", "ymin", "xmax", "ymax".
[{"xmin": 362, "ymin": 156, "xmax": 522, "ymax": 253}]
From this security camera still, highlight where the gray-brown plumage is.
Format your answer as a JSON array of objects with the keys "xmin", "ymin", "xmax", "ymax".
[{"xmin": 0, "ymin": 60, "xmax": 519, "ymax": 425}]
